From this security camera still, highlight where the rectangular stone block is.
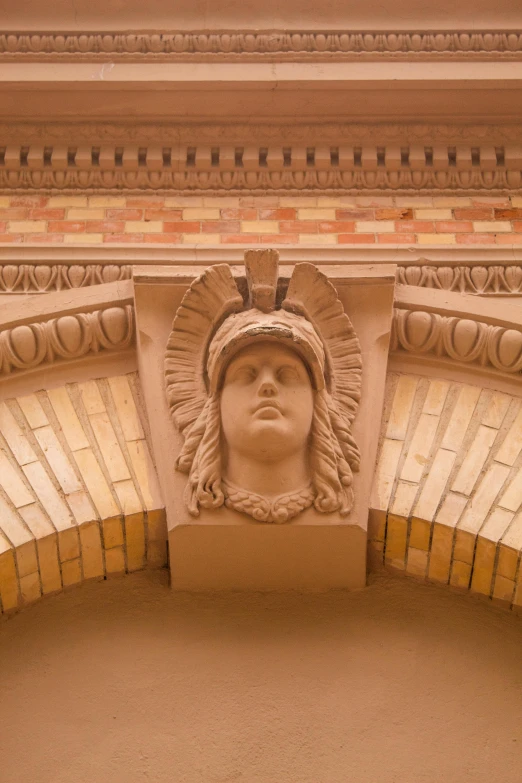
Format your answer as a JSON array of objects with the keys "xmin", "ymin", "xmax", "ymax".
[
  {"xmin": 385, "ymin": 514, "xmax": 408, "ymax": 569},
  {"xmin": 19, "ymin": 572, "xmax": 41, "ymax": 604},
  {"xmin": 61, "ymin": 558, "xmax": 82, "ymax": 587},
  {"xmin": 0, "ymin": 550, "xmax": 19, "ymax": 612},
  {"xmin": 124, "ymin": 513, "xmax": 146, "ymax": 572},
  {"xmin": 79, "ymin": 522, "xmax": 104, "ymax": 580},
  {"xmin": 105, "ymin": 545, "xmax": 126, "ymax": 575},
  {"xmin": 470, "ymin": 538, "xmax": 496, "ymax": 596},
  {"xmin": 37, "ymin": 534, "xmax": 62, "ymax": 594},
  {"xmin": 428, "ymin": 522, "xmax": 453, "ymax": 583}
]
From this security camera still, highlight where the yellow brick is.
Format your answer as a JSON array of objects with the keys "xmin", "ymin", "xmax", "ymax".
[
  {"xmin": 497, "ymin": 544, "xmax": 519, "ymax": 580},
  {"xmin": 19, "ymin": 572, "xmax": 41, "ymax": 604},
  {"xmin": 470, "ymin": 538, "xmax": 496, "ymax": 596},
  {"xmin": 368, "ymin": 508, "xmax": 386, "ymax": 543},
  {"xmin": 64, "ymin": 233, "xmax": 104, "ymax": 244},
  {"xmin": 512, "ymin": 580, "xmax": 522, "ymax": 608},
  {"xmin": 61, "ymin": 558, "xmax": 82, "ymax": 587},
  {"xmin": 16, "ymin": 540, "xmax": 38, "ymax": 579},
  {"xmin": 79, "ymin": 522, "xmax": 104, "ymax": 580},
  {"xmin": 0, "ymin": 197, "xmax": 10, "ymax": 207},
  {"xmin": 183, "ymin": 234, "xmax": 220, "ymax": 244},
  {"xmin": 88, "ymin": 196, "xmax": 126, "ymax": 207},
  {"xmin": 147, "ymin": 508, "xmax": 167, "ymax": 544},
  {"xmin": 105, "ymin": 546, "xmax": 125, "ymax": 575},
  {"xmin": 492, "ymin": 574, "xmax": 515, "ymax": 604},
  {"xmin": 67, "ymin": 208, "xmax": 105, "ymax": 220},
  {"xmin": 406, "ymin": 547, "xmax": 428, "ymax": 578},
  {"xmin": 415, "ymin": 209, "xmax": 453, "ymax": 219},
  {"xmin": 297, "ymin": 208, "xmax": 336, "ymax": 219},
  {"xmin": 37, "ymin": 534, "xmax": 62, "ymax": 594},
  {"xmin": 48, "ymin": 196, "xmax": 88, "ymax": 207},
  {"xmin": 409, "ymin": 518, "xmax": 431, "ymax": 550},
  {"xmin": 356, "ymin": 221, "xmax": 394, "ymax": 233},
  {"xmin": 450, "ymin": 560, "xmax": 472, "ymax": 589},
  {"xmin": 183, "ymin": 208, "xmax": 219, "ymax": 219},
  {"xmin": 58, "ymin": 528, "xmax": 80, "ymax": 562},
  {"xmin": 125, "ymin": 512, "xmax": 146, "ymax": 572},
  {"xmin": 510, "ymin": 196, "xmax": 522, "ymax": 207},
  {"xmin": 147, "ymin": 539, "xmax": 168, "ymax": 568},
  {"xmin": 428, "ymin": 522, "xmax": 453, "ymax": 583},
  {"xmin": 125, "ymin": 221, "xmax": 162, "ymax": 233},
  {"xmin": 417, "ymin": 234, "xmax": 456, "ymax": 244},
  {"xmin": 299, "ymin": 234, "xmax": 336, "ymax": 244},
  {"xmin": 473, "ymin": 221, "xmax": 511, "ymax": 232},
  {"xmin": 9, "ymin": 221, "xmax": 46, "ymax": 233},
  {"xmin": 241, "ymin": 221, "xmax": 279, "ymax": 233},
  {"xmin": 103, "ymin": 516, "xmax": 124, "ymax": 549},
  {"xmin": 385, "ymin": 514, "xmax": 408, "ymax": 568},
  {"xmin": 0, "ymin": 550, "xmax": 19, "ymax": 612},
  {"xmin": 453, "ymin": 529, "xmax": 475, "ymax": 564}
]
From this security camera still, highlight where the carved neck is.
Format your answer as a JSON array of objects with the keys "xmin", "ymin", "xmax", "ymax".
[{"xmin": 223, "ymin": 451, "xmax": 309, "ymax": 500}]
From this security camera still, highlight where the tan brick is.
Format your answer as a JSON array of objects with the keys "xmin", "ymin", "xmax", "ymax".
[
  {"xmin": 126, "ymin": 440, "xmax": 163, "ymax": 511},
  {"xmin": 0, "ymin": 550, "xmax": 18, "ymax": 612},
  {"xmin": 107, "ymin": 376, "xmax": 144, "ymax": 441},
  {"xmin": 299, "ymin": 234, "xmax": 336, "ymax": 244},
  {"xmin": 497, "ymin": 544, "xmax": 519, "ymax": 580},
  {"xmin": 415, "ymin": 209, "xmax": 453, "ymax": 219},
  {"xmin": 37, "ymin": 534, "xmax": 62, "ymax": 594},
  {"xmin": 79, "ymin": 522, "xmax": 104, "ymax": 580},
  {"xmin": 400, "ymin": 413, "xmax": 439, "ymax": 483},
  {"xmin": 434, "ymin": 493, "xmax": 468, "ymax": 529},
  {"xmin": 0, "ymin": 197, "xmax": 10, "ymax": 207},
  {"xmin": 105, "ymin": 545, "xmax": 125, "ymax": 575},
  {"xmin": 61, "ymin": 558, "xmax": 82, "ymax": 587},
  {"xmin": 183, "ymin": 208, "xmax": 219, "ymax": 219},
  {"xmin": 147, "ymin": 509, "xmax": 167, "ymax": 567},
  {"xmin": 19, "ymin": 572, "xmax": 41, "ymax": 604},
  {"xmin": 33, "ymin": 425, "xmax": 82, "ymax": 494},
  {"xmin": 8, "ymin": 221, "xmax": 46, "ymax": 233},
  {"xmin": 473, "ymin": 221, "xmax": 511, "ymax": 232},
  {"xmin": 458, "ymin": 464, "xmax": 510, "ymax": 535},
  {"xmin": 125, "ymin": 512, "xmax": 146, "ymax": 572},
  {"xmin": 451, "ymin": 425, "xmax": 497, "ymax": 495},
  {"xmin": 356, "ymin": 220, "xmax": 394, "ymax": 232},
  {"xmin": 241, "ymin": 220, "xmax": 278, "ymax": 233},
  {"xmin": 499, "ymin": 469, "xmax": 522, "ymax": 512},
  {"xmin": 297, "ymin": 208, "xmax": 336, "ymax": 219},
  {"xmin": 114, "ymin": 480, "xmax": 142, "ymax": 516},
  {"xmin": 492, "ymin": 574, "xmax": 515, "ymax": 604},
  {"xmin": 409, "ymin": 518, "xmax": 431, "ymax": 551},
  {"xmin": 102, "ymin": 516, "xmax": 124, "ymax": 549},
  {"xmin": 47, "ymin": 387, "xmax": 89, "ymax": 451},
  {"xmin": 0, "ymin": 402, "xmax": 37, "ymax": 465},
  {"xmin": 417, "ymin": 233, "xmax": 456, "ymax": 244},
  {"xmin": 279, "ymin": 197, "xmax": 318, "ymax": 207},
  {"xmin": 125, "ymin": 221, "xmax": 161, "ymax": 233},
  {"xmin": 386, "ymin": 376, "xmax": 418, "ymax": 440},
  {"xmin": 58, "ymin": 527, "xmax": 80, "ymax": 562},
  {"xmin": 19, "ymin": 504, "xmax": 53, "ymax": 539},
  {"xmin": 482, "ymin": 393, "xmax": 511, "ymax": 429},
  {"xmin": 480, "ymin": 508, "xmax": 514, "ymax": 543},
  {"xmin": 370, "ymin": 439, "xmax": 403, "ymax": 511},
  {"xmin": 441, "ymin": 385, "xmax": 481, "ymax": 450},
  {"xmin": 390, "ymin": 481, "xmax": 418, "ymax": 518},
  {"xmin": 17, "ymin": 394, "xmax": 49, "ymax": 429},
  {"xmin": 454, "ymin": 529, "xmax": 475, "ymax": 564},
  {"xmin": 0, "ymin": 453, "xmax": 35, "ymax": 510},
  {"xmin": 48, "ymin": 196, "xmax": 88, "ymax": 207},
  {"xmin": 449, "ymin": 560, "xmax": 472, "ymax": 589},
  {"xmin": 385, "ymin": 514, "xmax": 408, "ymax": 569},
  {"xmin": 66, "ymin": 490, "xmax": 96, "ymax": 525},
  {"xmin": 184, "ymin": 233, "xmax": 220, "ymax": 244},
  {"xmin": 428, "ymin": 522, "xmax": 453, "ymax": 583},
  {"xmin": 368, "ymin": 508, "xmax": 387, "ymax": 543},
  {"xmin": 89, "ymin": 412, "xmax": 131, "ymax": 483},
  {"xmin": 23, "ymin": 462, "xmax": 74, "ymax": 531},
  {"xmin": 470, "ymin": 538, "xmax": 496, "ymax": 596},
  {"xmin": 500, "ymin": 511, "xmax": 522, "ymax": 551},
  {"xmin": 16, "ymin": 540, "xmax": 38, "ymax": 579},
  {"xmin": 422, "ymin": 380, "xmax": 450, "ymax": 416},
  {"xmin": 432, "ymin": 197, "xmax": 472, "ymax": 207},
  {"xmin": 395, "ymin": 197, "xmax": 433, "ymax": 207},
  {"xmin": 495, "ymin": 406, "xmax": 522, "ymax": 466},
  {"xmin": 73, "ymin": 448, "xmax": 119, "ymax": 519},
  {"xmin": 413, "ymin": 449, "xmax": 456, "ymax": 523},
  {"xmin": 88, "ymin": 196, "xmax": 126, "ymax": 207},
  {"xmin": 406, "ymin": 547, "xmax": 428, "ymax": 578},
  {"xmin": 67, "ymin": 208, "xmax": 105, "ymax": 220}
]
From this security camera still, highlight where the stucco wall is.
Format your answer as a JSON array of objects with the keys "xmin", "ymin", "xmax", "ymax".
[{"xmin": 1, "ymin": 571, "xmax": 521, "ymax": 783}]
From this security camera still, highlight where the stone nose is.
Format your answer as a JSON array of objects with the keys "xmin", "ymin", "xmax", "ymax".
[{"xmin": 257, "ymin": 366, "xmax": 278, "ymax": 396}]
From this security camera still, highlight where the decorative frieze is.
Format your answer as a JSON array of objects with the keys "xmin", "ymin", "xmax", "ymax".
[
  {"xmin": 397, "ymin": 265, "xmax": 522, "ymax": 295},
  {"xmin": 0, "ymin": 264, "xmax": 132, "ymax": 293},
  {"xmin": 1, "ymin": 31, "xmax": 522, "ymax": 61}
]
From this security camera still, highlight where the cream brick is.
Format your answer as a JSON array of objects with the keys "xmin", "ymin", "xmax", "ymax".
[
  {"xmin": 78, "ymin": 380, "xmax": 105, "ymax": 415},
  {"xmin": 19, "ymin": 504, "xmax": 54, "ymax": 538},
  {"xmin": 48, "ymin": 196, "xmax": 88, "ymax": 207},
  {"xmin": 370, "ymin": 439, "xmax": 403, "ymax": 511},
  {"xmin": 107, "ymin": 376, "xmax": 144, "ymax": 441},
  {"xmin": 61, "ymin": 558, "xmax": 82, "ymax": 587},
  {"xmin": 499, "ymin": 467, "xmax": 522, "ymax": 513},
  {"xmin": 501, "ymin": 511, "xmax": 522, "ymax": 551},
  {"xmin": 73, "ymin": 448, "xmax": 119, "ymax": 519},
  {"xmin": 451, "ymin": 425, "xmax": 497, "ymax": 494},
  {"xmin": 473, "ymin": 221, "xmax": 511, "ymax": 232},
  {"xmin": 8, "ymin": 221, "xmax": 46, "ymax": 233},
  {"xmin": 413, "ymin": 448, "xmax": 456, "ymax": 522},
  {"xmin": 434, "ymin": 493, "xmax": 468, "ymax": 529},
  {"xmin": 79, "ymin": 522, "xmax": 104, "ymax": 580},
  {"xmin": 400, "ymin": 413, "xmax": 439, "ymax": 483},
  {"xmin": 415, "ymin": 209, "xmax": 452, "ymax": 219},
  {"xmin": 184, "ymin": 234, "xmax": 220, "ymax": 244},
  {"xmin": 386, "ymin": 376, "xmax": 418, "ymax": 440},
  {"xmin": 64, "ymin": 234, "xmax": 104, "ymax": 244},
  {"xmin": 47, "ymin": 387, "xmax": 89, "ymax": 451},
  {"xmin": 0, "ymin": 550, "xmax": 18, "ymax": 612},
  {"xmin": 417, "ymin": 234, "xmax": 456, "ymax": 244},
  {"xmin": 126, "ymin": 440, "xmax": 163, "ymax": 511},
  {"xmin": 390, "ymin": 481, "xmax": 418, "ymax": 518},
  {"xmin": 297, "ymin": 208, "xmax": 336, "ymax": 219},
  {"xmin": 33, "ymin": 426, "xmax": 82, "ymax": 494},
  {"xmin": 125, "ymin": 221, "xmax": 162, "ymax": 233},
  {"xmin": 441, "ymin": 385, "xmax": 481, "ymax": 451},
  {"xmin": 17, "ymin": 394, "xmax": 48, "ymax": 429},
  {"xmin": 356, "ymin": 221, "xmax": 394, "ymax": 233},
  {"xmin": 16, "ymin": 540, "xmax": 38, "ymax": 578},
  {"xmin": 125, "ymin": 513, "xmax": 146, "ymax": 572},
  {"xmin": 0, "ymin": 531, "xmax": 11, "ymax": 557},
  {"xmin": 0, "ymin": 452, "xmax": 34, "ymax": 508},
  {"xmin": 299, "ymin": 234, "xmax": 337, "ymax": 244},
  {"xmin": 355, "ymin": 196, "xmax": 395, "ymax": 206},
  {"xmin": 242, "ymin": 220, "xmax": 278, "ymax": 233},
  {"xmin": 458, "ymin": 463, "xmax": 510, "ymax": 534},
  {"xmin": 114, "ymin": 480, "xmax": 142, "ymax": 516},
  {"xmin": 89, "ymin": 412, "xmax": 131, "ymax": 483},
  {"xmin": 495, "ymin": 406, "xmax": 522, "ymax": 466},
  {"xmin": 183, "ymin": 208, "xmax": 219, "ymax": 219},
  {"xmin": 88, "ymin": 196, "xmax": 126, "ymax": 207},
  {"xmin": 66, "ymin": 491, "xmax": 96, "ymax": 525},
  {"xmin": 422, "ymin": 380, "xmax": 450, "ymax": 416},
  {"xmin": 316, "ymin": 197, "xmax": 345, "ymax": 207},
  {"xmin": 36, "ymin": 534, "xmax": 62, "ymax": 594},
  {"xmin": 105, "ymin": 546, "xmax": 125, "ymax": 575},
  {"xmin": 67, "ymin": 208, "xmax": 104, "ymax": 220},
  {"xmin": 20, "ymin": 572, "xmax": 41, "ymax": 603},
  {"xmin": 480, "ymin": 508, "xmax": 514, "ymax": 543},
  {"xmin": 0, "ymin": 493, "xmax": 33, "ymax": 546},
  {"xmin": 482, "ymin": 393, "xmax": 511, "ymax": 429},
  {"xmin": 0, "ymin": 402, "xmax": 37, "ymax": 465}
]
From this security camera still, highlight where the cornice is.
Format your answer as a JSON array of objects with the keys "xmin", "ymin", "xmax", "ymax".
[{"xmin": 2, "ymin": 30, "xmax": 522, "ymax": 61}]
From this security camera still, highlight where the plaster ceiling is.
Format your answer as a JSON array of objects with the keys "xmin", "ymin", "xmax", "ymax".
[{"xmin": 3, "ymin": 0, "xmax": 522, "ymax": 31}]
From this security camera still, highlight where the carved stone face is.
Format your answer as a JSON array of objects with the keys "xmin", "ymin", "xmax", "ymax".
[{"xmin": 220, "ymin": 340, "xmax": 314, "ymax": 464}]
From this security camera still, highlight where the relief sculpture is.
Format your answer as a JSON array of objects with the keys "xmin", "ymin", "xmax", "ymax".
[{"xmin": 165, "ymin": 249, "xmax": 362, "ymax": 523}]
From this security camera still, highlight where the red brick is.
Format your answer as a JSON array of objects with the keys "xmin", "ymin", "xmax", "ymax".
[
  {"xmin": 375, "ymin": 208, "xmax": 413, "ymax": 220},
  {"xmin": 201, "ymin": 221, "xmax": 241, "ymax": 233},
  {"xmin": 143, "ymin": 233, "xmax": 183, "ymax": 243},
  {"xmin": 220, "ymin": 235, "xmax": 261, "ymax": 243},
  {"xmin": 279, "ymin": 220, "xmax": 318, "ymax": 233},
  {"xmin": 126, "ymin": 197, "xmax": 165, "ymax": 207},
  {"xmin": 48, "ymin": 221, "xmax": 86, "ymax": 233},
  {"xmin": 106, "ymin": 209, "xmax": 144, "ymax": 219},
  {"xmin": 377, "ymin": 233, "xmax": 416, "ymax": 244},
  {"xmin": 260, "ymin": 234, "xmax": 300, "ymax": 244},
  {"xmin": 0, "ymin": 222, "xmax": 6, "ymax": 232},
  {"xmin": 511, "ymin": 221, "xmax": 522, "ymax": 232},
  {"xmin": 86, "ymin": 221, "xmax": 125, "ymax": 233},
  {"xmin": 103, "ymin": 233, "xmax": 145, "ymax": 243},
  {"xmin": 318, "ymin": 221, "xmax": 356, "ymax": 233},
  {"xmin": 495, "ymin": 208, "xmax": 522, "ymax": 220},
  {"xmin": 221, "ymin": 208, "xmax": 257, "ymax": 219},
  {"xmin": 336, "ymin": 209, "xmax": 375, "ymax": 220},
  {"xmin": 456, "ymin": 233, "xmax": 496, "ymax": 244},
  {"xmin": 0, "ymin": 209, "xmax": 30, "ymax": 219},
  {"xmin": 338, "ymin": 234, "xmax": 376, "ymax": 244},
  {"xmin": 144, "ymin": 209, "xmax": 183, "ymax": 221},
  {"xmin": 436, "ymin": 221, "xmax": 473, "ymax": 233},
  {"xmin": 454, "ymin": 208, "xmax": 493, "ymax": 220},
  {"xmin": 0, "ymin": 234, "xmax": 24, "ymax": 243},
  {"xmin": 9, "ymin": 196, "xmax": 48, "ymax": 207},
  {"xmin": 29, "ymin": 208, "xmax": 66, "ymax": 220},
  {"xmin": 496, "ymin": 234, "xmax": 522, "ymax": 244},
  {"xmin": 258, "ymin": 208, "xmax": 297, "ymax": 220},
  {"xmin": 163, "ymin": 221, "xmax": 200, "ymax": 233},
  {"xmin": 395, "ymin": 220, "xmax": 435, "ymax": 233}
]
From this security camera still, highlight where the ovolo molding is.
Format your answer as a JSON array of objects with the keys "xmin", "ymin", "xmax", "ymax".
[{"xmin": 2, "ymin": 30, "xmax": 522, "ymax": 61}]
